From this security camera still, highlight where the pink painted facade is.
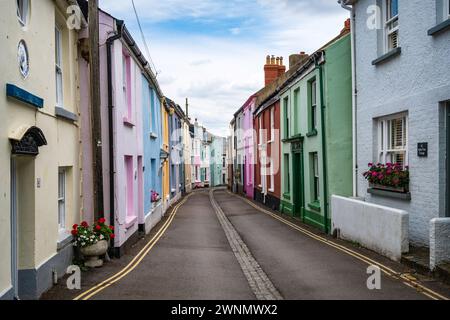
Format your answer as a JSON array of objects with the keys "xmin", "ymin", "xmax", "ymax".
[
  {"xmin": 79, "ymin": 11, "xmax": 144, "ymax": 255},
  {"xmin": 242, "ymin": 96, "xmax": 256, "ymax": 199}
]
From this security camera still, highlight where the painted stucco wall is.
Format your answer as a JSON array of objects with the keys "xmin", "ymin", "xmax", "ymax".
[
  {"xmin": 183, "ymin": 120, "xmax": 192, "ymax": 192},
  {"xmin": 254, "ymin": 102, "xmax": 281, "ymax": 201},
  {"xmin": 332, "ymin": 195, "xmax": 409, "ymax": 261},
  {"xmin": 142, "ymin": 76, "xmax": 162, "ymax": 218},
  {"xmin": 324, "ymin": 33, "xmax": 353, "ymax": 214},
  {"xmin": 109, "ymin": 26, "xmax": 143, "ymax": 248},
  {"xmin": 243, "ymin": 99, "xmax": 255, "ymax": 199},
  {"xmin": 161, "ymin": 104, "xmax": 170, "ymax": 212},
  {"xmin": 210, "ymin": 136, "xmax": 225, "ymax": 186},
  {"xmin": 280, "ymin": 65, "xmax": 325, "ymax": 226},
  {"xmin": 0, "ymin": 0, "xmax": 81, "ymax": 298},
  {"xmin": 354, "ymin": 0, "xmax": 450, "ymax": 246}
]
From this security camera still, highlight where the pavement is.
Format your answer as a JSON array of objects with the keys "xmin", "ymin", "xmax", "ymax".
[{"xmin": 42, "ymin": 188, "xmax": 450, "ymax": 300}]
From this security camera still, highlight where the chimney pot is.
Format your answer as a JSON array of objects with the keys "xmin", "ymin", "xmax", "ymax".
[{"xmin": 266, "ymin": 55, "xmax": 270, "ymax": 65}]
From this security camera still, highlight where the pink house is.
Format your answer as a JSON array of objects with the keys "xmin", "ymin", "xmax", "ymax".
[
  {"xmin": 79, "ymin": 8, "xmax": 146, "ymax": 257},
  {"xmin": 234, "ymin": 95, "xmax": 256, "ymax": 199}
]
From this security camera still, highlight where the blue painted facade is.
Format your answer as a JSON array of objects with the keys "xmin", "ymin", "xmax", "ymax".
[
  {"xmin": 167, "ymin": 98, "xmax": 184, "ymax": 203},
  {"xmin": 142, "ymin": 75, "xmax": 162, "ymax": 216}
]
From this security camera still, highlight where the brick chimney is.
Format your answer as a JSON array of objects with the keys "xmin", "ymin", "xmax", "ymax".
[
  {"xmin": 264, "ymin": 55, "xmax": 286, "ymax": 86},
  {"xmin": 289, "ymin": 51, "xmax": 309, "ymax": 70},
  {"xmin": 340, "ymin": 18, "xmax": 351, "ymax": 35}
]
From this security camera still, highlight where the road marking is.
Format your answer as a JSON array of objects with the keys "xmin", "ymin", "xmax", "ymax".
[
  {"xmin": 73, "ymin": 194, "xmax": 192, "ymax": 300},
  {"xmin": 209, "ymin": 189, "xmax": 283, "ymax": 300},
  {"xmin": 224, "ymin": 190, "xmax": 449, "ymax": 301}
]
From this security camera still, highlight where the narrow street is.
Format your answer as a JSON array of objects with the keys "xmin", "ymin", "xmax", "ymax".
[{"xmin": 46, "ymin": 189, "xmax": 450, "ymax": 300}]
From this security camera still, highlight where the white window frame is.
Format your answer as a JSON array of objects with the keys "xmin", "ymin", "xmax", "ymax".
[
  {"xmin": 311, "ymin": 80, "xmax": 317, "ymax": 130},
  {"xmin": 258, "ymin": 116, "xmax": 263, "ymax": 146},
  {"xmin": 269, "ymin": 160, "xmax": 275, "ymax": 193},
  {"xmin": 17, "ymin": 0, "xmax": 30, "ymax": 26},
  {"xmin": 445, "ymin": 0, "xmax": 450, "ymax": 20},
  {"xmin": 55, "ymin": 26, "xmax": 63, "ymax": 107},
  {"xmin": 313, "ymin": 153, "xmax": 320, "ymax": 201},
  {"xmin": 269, "ymin": 108, "xmax": 275, "ymax": 143},
  {"xmin": 383, "ymin": 0, "xmax": 399, "ymax": 52},
  {"xmin": 58, "ymin": 168, "xmax": 66, "ymax": 231},
  {"xmin": 377, "ymin": 113, "xmax": 408, "ymax": 167}
]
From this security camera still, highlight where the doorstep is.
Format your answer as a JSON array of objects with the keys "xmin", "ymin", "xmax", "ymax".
[{"xmin": 401, "ymin": 246, "xmax": 450, "ymax": 285}]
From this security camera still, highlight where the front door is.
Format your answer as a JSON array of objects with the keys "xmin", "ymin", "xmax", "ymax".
[{"xmin": 292, "ymin": 143, "xmax": 304, "ymax": 219}]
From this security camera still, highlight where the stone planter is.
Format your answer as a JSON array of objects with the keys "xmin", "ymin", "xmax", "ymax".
[
  {"xmin": 80, "ymin": 240, "xmax": 108, "ymax": 268},
  {"xmin": 370, "ymin": 183, "xmax": 407, "ymax": 194}
]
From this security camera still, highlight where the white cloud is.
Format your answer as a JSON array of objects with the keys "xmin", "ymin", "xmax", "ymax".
[{"xmin": 99, "ymin": 0, "xmax": 350, "ymax": 136}]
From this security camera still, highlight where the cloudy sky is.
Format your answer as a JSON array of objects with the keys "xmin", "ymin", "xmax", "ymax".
[{"xmin": 99, "ymin": 0, "xmax": 349, "ymax": 137}]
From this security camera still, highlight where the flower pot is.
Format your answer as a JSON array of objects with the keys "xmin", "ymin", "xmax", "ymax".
[
  {"xmin": 80, "ymin": 240, "xmax": 108, "ymax": 268},
  {"xmin": 370, "ymin": 184, "xmax": 406, "ymax": 193}
]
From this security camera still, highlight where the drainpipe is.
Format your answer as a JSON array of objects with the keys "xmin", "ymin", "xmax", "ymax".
[
  {"xmin": 106, "ymin": 20, "xmax": 124, "ymax": 254},
  {"xmin": 339, "ymin": 0, "xmax": 358, "ymax": 197},
  {"xmin": 315, "ymin": 53, "xmax": 329, "ymax": 234}
]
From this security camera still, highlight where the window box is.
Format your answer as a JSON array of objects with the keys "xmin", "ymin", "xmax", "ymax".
[
  {"xmin": 369, "ymin": 183, "xmax": 406, "ymax": 194},
  {"xmin": 367, "ymin": 187, "xmax": 411, "ymax": 200}
]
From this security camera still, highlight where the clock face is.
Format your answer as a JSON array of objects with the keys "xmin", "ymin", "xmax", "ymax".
[{"xmin": 18, "ymin": 40, "xmax": 29, "ymax": 78}]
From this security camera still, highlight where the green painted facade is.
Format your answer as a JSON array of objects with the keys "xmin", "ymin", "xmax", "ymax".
[{"xmin": 280, "ymin": 33, "xmax": 352, "ymax": 233}]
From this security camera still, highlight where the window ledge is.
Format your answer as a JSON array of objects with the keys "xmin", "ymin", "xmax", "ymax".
[
  {"xmin": 283, "ymin": 193, "xmax": 291, "ymax": 200},
  {"xmin": 428, "ymin": 19, "xmax": 450, "ymax": 36},
  {"xmin": 372, "ymin": 47, "xmax": 402, "ymax": 66},
  {"xmin": 55, "ymin": 106, "xmax": 78, "ymax": 122},
  {"xmin": 306, "ymin": 129, "xmax": 318, "ymax": 137},
  {"xmin": 150, "ymin": 132, "xmax": 158, "ymax": 139},
  {"xmin": 367, "ymin": 188, "xmax": 411, "ymax": 200},
  {"xmin": 123, "ymin": 117, "xmax": 135, "ymax": 127},
  {"xmin": 57, "ymin": 231, "xmax": 73, "ymax": 251},
  {"xmin": 268, "ymin": 188, "xmax": 275, "ymax": 193},
  {"xmin": 125, "ymin": 216, "xmax": 137, "ymax": 229},
  {"xmin": 308, "ymin": 201, "xmax": 321, "ymax": 212}
]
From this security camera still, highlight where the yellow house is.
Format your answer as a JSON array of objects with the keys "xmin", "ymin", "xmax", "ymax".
[
  {"xmin": 0, "ymin": 0, "xmax": 84, "ymax": 299},
  {"xmin": 161, "ymin": 98, "xmax": 170, "ymax": 213}
]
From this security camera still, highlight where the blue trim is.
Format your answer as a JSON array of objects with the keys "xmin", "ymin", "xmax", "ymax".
[{"xmin": 6, "ymin": 84, "xmax": 44, "ymax": 109}]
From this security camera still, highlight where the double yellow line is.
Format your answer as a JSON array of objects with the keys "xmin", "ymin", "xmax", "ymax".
[
  {"xmin": 73, "ymin": 194, "xmax": 192, "ymax": 300},
  {"xmin": 227, "ymin": 191, "xmax": 449, "ymax": 301}
]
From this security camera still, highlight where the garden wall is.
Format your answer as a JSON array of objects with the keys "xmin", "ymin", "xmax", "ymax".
[{"xmin": 331, "ymin": 195, "xmax": 409, "ymax": 261}]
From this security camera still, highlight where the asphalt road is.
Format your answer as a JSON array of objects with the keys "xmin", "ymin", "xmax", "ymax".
[{"xmin": 46, "ymin": 188, "xmax": 450, "ymax": 300}]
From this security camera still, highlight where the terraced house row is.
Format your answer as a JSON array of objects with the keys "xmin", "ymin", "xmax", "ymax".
[
  {"xmin": 229, "ymin": 0, "xmax": 450, "ymax": 274},
  {"xmin": 0, "ymin": 0, "xmax": 225, "ymax": 300}
]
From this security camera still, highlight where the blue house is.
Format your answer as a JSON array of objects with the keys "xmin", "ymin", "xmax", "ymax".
[{"xmin": 141, "ymin": 74, "xmax": 164, "ymax": 234}]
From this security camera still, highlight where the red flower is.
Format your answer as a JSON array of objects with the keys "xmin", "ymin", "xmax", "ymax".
[
  {"xmin": 110, "ymin": 234, "xmax": 115, "ymax": 239},
  {"xmin": 109, "ymin": 225, "xmax": 114, "ymax": 230},
  {"xmin": 95, "ymin": 225, "xmax": 101, "ymax": 231},
  {"xmin": 72, "ymin": 224, "xmax": 78, "ymax": 230},
  {"xmin": 71, "ymin": 229, "xmax": 78, "ymax": 236},
  {"xmin": 98, "ymin": 218, "xmax": 106, "ymax": 224},
  {"xmin": 81, "ymin": 221, "xmax": 88, "ymax": 227}
]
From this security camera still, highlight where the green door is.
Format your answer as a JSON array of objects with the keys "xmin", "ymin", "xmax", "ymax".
[{"xmin": 292, "ymin": 142, "xmax": 304, "ymax": 219}]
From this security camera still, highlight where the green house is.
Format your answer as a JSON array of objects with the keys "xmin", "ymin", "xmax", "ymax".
[{"xmin": 279, "ymin": 28, "xmax": 353, "ymax": 233}]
